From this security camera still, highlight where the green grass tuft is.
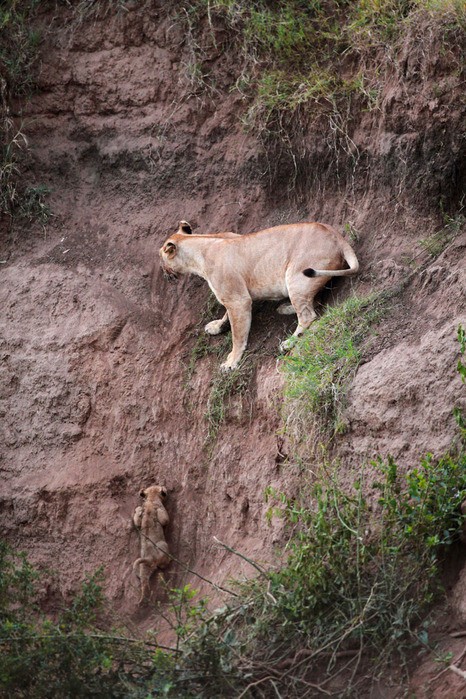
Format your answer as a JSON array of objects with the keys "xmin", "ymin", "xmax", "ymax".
[
  {"xmin": 281, "ymin": 293, "xmax": 388, "ymax": 451},
  {"xmin": 205, "ymin": 358, "xmax": 254, "ymax": 443},
  {"xmin": 184, "ymin": 0, "xmax": 465, "ymax": 162}
]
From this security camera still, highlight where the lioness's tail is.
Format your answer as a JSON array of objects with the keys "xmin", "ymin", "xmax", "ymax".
[{"xmin": 303, "ymin": 239, "xmax": 359, "ymax": 278}]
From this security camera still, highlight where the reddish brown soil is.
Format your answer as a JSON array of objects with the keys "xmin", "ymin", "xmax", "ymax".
[{"xmin": 0, "ymin": 2, "xmax": 465, "ymax": 694}]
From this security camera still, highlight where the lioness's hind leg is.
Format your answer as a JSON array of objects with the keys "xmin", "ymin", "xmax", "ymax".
[
  {"xmin": 277, "ymin": 302, "xmax": 296, "ymax": 315},
  {"xmin": 205, "ymin": 311, "xmax": 229, "ymax": 336},
  {"xmin": 280, "ymin": 275, "xmax": 327, "ymax": 351}
]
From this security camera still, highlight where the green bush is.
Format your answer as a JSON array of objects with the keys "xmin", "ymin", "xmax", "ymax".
[
  {"xmin": 0, "ymin": 546, "xmax": 154, "ymax": 698},
  {"xmin": 155, "ymin": 446, "xmax": 466, "ymax": 697},
  {"xmin": 267, "ymin": 452, "xmax": 466, "ymax": 650}
]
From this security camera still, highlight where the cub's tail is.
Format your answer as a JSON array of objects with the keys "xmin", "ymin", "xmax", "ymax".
[{"xmin": 303, "ymin": 239, "xmax": 359, "ymax": 278}]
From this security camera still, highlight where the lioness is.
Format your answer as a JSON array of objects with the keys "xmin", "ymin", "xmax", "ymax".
[
  {"xmin": 132, "ymin": 485, "xmax": 170, "ymax": 605},
  {"xmin": 160, "ymin": 221, "xmax": 359, "ymax": 370}
]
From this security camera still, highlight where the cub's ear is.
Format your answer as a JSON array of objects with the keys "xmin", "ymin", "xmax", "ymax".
[
  {"xmin": 178, "ymin": 220, "xmax": 192, "ymax": 235},
  {"xmin": 163, "ymin": 241, "xmax": 177, "ymax": 259},
  {"xmin": 139, "ymin": 489, "xmax": 146, "ymax": 498},
  {"xmin": 160, "ymin": 487, "xmax": 168, "ymax": 499}
]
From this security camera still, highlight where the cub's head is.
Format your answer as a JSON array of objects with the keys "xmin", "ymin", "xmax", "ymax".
[
  {"xmin": 159, "ymin": 220, "xmax": 192, "ymax": 280},
  {"xmin": 139, "ymin": 485, "xmax": 168, "ymax": 503}
]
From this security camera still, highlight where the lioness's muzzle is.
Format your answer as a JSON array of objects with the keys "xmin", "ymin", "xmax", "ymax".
[{"xmin": 162, "ymin": 266, "xmax": 179, "ymax": 282}]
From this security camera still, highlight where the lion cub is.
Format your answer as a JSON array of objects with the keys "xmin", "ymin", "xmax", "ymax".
[{"xmin": 132, "ymin": 485, "xmax": 170, "ymax": 604}]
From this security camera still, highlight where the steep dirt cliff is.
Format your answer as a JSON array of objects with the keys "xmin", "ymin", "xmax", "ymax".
[{"xmin": 1, "ymin": 1, "xmax": 465, "ymax": 693}]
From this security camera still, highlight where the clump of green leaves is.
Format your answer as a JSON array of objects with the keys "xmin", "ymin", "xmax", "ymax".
[
  {"xmin": 458, "ymin": 324, "xmax": 466, "ymax": 384},
  {"xmin": 258, "ymin": 451, "xmax": 466, "ymax": 684},
  {"xmin": 156, "ymin": 446, "xmax": 466, "ymax": 697},
  {"xmin": 0, "ymin": 545, "xmax": 154, "ymax": 698},
  {"xmin": 168, "ymin": 584, "xmax": 208, "ymax": 651},
  {"xmin": 281, "ymin": 293, "xmax": 388, "ymax": 450},
  {"xmin": 17, "ymin": 183, "xmax": 51, "ymax": 224}
]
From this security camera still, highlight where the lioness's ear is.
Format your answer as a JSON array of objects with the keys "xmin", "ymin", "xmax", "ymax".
[
  {"xmin": 164, "ymin": 241, "xmax": 177, "ymax": 259},
  {"xmin": 178, "ymin": 220, "xmax": 192, "ymax": 235},
  {"xmin": 139, "ymin": 489, "xmax": 146, "ymax": 499},
  {"xmin": 160, "ymin": 487, "xmax": 167, "ymax": 499}
]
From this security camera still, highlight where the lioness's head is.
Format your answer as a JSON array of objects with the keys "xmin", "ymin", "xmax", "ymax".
[
  {"xmin": 159, "ymin": 220, "xmax": 192, "ymax": 280},
  {"xmin": 140, "ymin": 485, "xmax": 168, "ymax": 502}
]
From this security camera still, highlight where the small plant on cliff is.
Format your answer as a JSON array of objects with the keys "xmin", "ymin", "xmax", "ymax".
[
  {"xmin": 17, "ymin": 183, "xmax": 51, "ymax": 224},
  {"xmin": 184, "ymin": 293, "xmax": 258, "ymax": 448},
  {"xmin": 0, "ymin": 1, "xmax": 52, "ymax": 225},
  {"xmin": 458, "ymin": 324, "xmax": 466, "ymax": 384},
  {"xmin": 419, "ymin": 201, "xmax": 466, "ymax": 258},
  {"xmin": 205, "ymin": 357, "xmax": 255, "ymax": 444},
  {"xmin": 280, "ymin": 292, "xmax": 388, "ymax": 453},
  {"xmin": 184, "ymin": 293, "xmax": 231, "ymax": 385}
]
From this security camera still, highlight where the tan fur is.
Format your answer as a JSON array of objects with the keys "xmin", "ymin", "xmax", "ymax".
[
  {"xmin": 132, "ymin": 485, "xmax": 170, "ymax": 605},
  {"xmin": 159, "ymin": 221, "xmax": 359, "ymax": 370}
]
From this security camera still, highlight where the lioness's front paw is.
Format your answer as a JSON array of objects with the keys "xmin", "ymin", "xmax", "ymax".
[
  {"xmin": 220, "ymin": 353, "xmax": 240, "ymax": 371},
  {"xmin": 205, "ymin": 320, "xmax": 224, "ymax": 336},
  {"xmin": 279, "ymin": 337, "xmax": 297, "ymax": 352},
  {"xmin": 220, "ymin": 361, "xmax": 235, "ymax": 372}
]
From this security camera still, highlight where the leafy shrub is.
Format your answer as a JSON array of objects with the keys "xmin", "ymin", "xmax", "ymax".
[
  {"xmin": 154, "ymin": 445, "xmax": 466, "ymax": 697},
  {"xmin": 270, "ymin": 453, "xmax": 466, "ymax": 641},
  {"xmin": 0, "ymin": 546, "xmax": 153, "ymax": 698}
]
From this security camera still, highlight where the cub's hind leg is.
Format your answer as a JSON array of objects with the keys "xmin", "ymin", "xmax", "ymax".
[{"xmin": 133, "ymin": 557, "xmax": 154, "ymax": 605}]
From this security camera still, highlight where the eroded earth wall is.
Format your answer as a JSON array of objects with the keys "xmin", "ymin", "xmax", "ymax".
[{"xmin": 1, "ymin": 2, "xmax": 465, "ymax": 634}]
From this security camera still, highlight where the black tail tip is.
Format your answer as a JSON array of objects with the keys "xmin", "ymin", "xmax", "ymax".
[{"xmin": 303, "ymin": 268, "xmax": 316, "ymax": 278}]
